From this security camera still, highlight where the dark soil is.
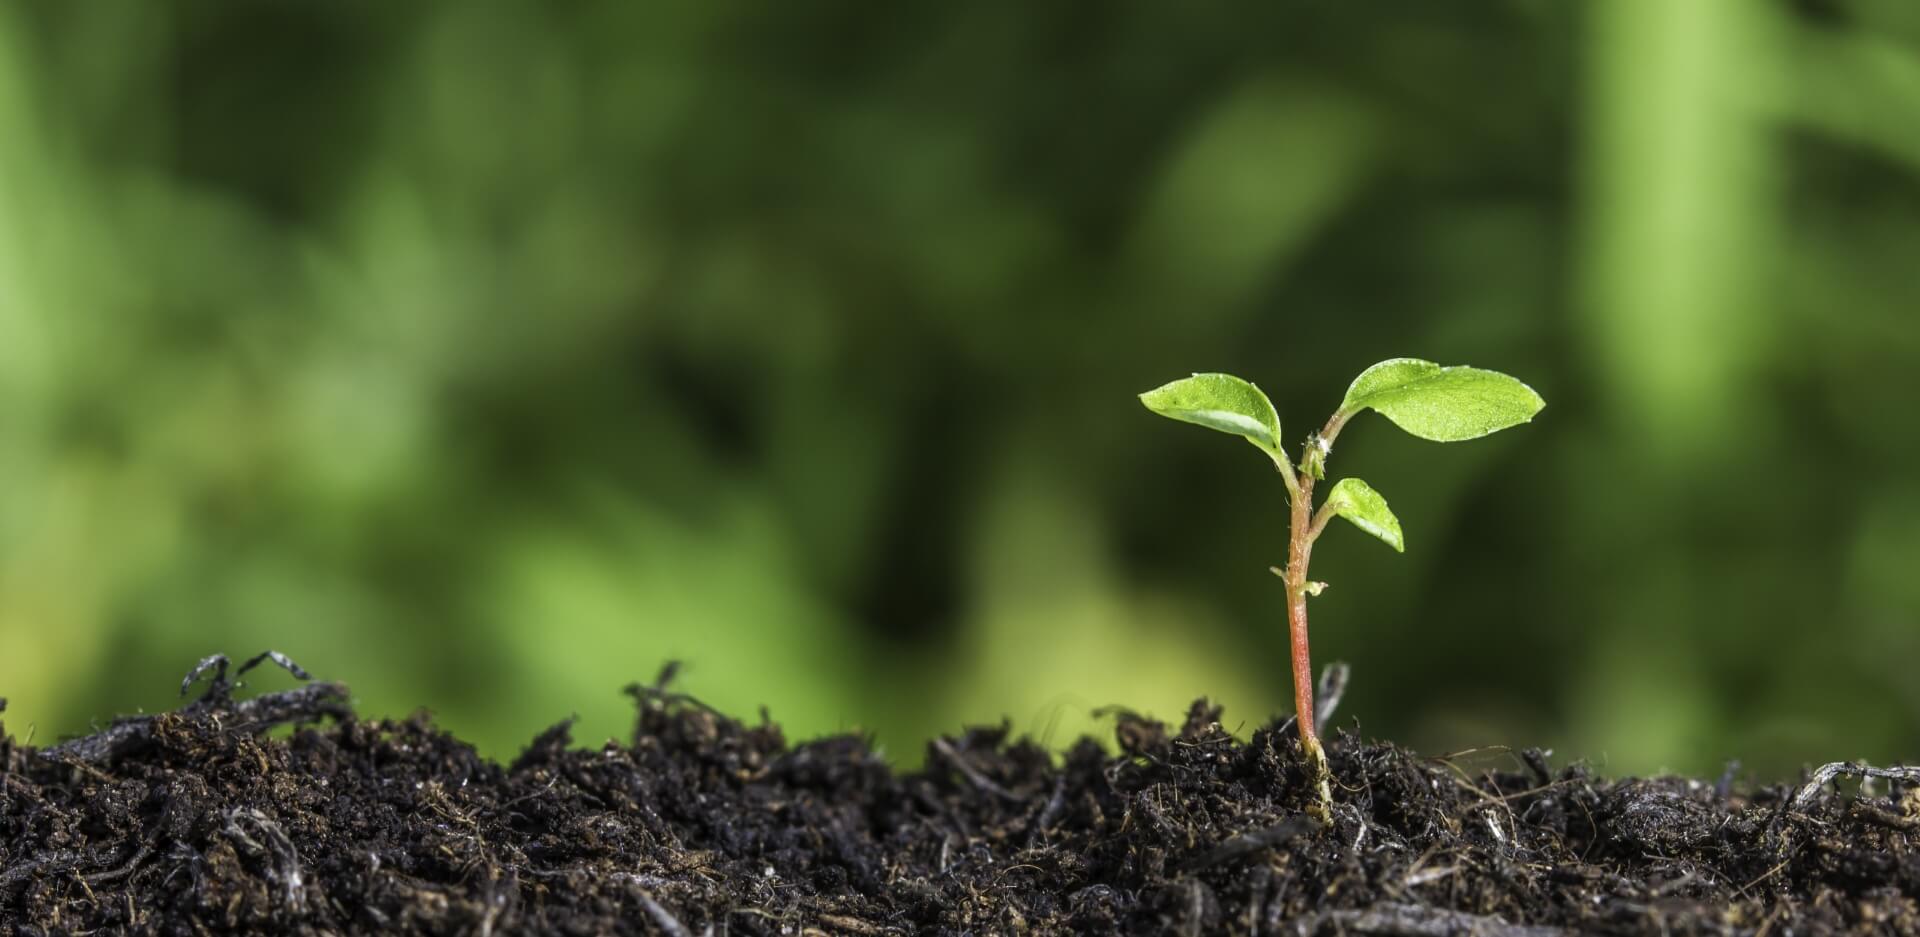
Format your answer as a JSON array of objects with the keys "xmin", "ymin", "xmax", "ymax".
[{"xmin": 3, "ymin": 661, "xmax": 1919, "ymax": 935}]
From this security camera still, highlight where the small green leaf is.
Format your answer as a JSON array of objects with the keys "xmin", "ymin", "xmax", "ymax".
[
  {"xmin": 1139, "ymin": 372, "xmax": 1283, "ymax": 454},
  {"xmin": 1325, "ymin": 477, "xmax": 1403, "ymax": 552},
  {"xmin": 1340, "ymin": 358, "xmax": 1544, "ymax": 442}
]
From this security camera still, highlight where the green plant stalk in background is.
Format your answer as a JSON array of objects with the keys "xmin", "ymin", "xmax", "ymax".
[{"xmin": 1141, "ymin": 359, "xmax": 1544, "ymax": 812}]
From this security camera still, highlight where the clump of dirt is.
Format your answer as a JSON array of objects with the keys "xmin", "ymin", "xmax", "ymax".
[{"xmin": 2, "ymin": 660, "xmax": 1917, "ymax": 935}]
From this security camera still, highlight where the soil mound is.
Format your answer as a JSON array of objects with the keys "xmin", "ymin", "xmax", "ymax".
[{"xmin": 2, "ymin": 665, "xmax": 1915, "ymax": 934}]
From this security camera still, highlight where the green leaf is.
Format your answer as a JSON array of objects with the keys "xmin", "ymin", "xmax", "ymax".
[
  {"xmin": 1139, "ymin": 372, "xmax": 1283, "ymax": 454},
  {"xmin": 1325, "ymin": 477, "xmax": 1403, "ymax": 552},
  {"xmin": 1340, "ymin": 358, "xmax": 1544, "ymax": 442}
]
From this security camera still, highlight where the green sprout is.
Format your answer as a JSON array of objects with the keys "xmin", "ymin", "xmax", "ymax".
[{"xmin": 1140, "ymin": 359, "xmax": 1544, "ymax": 812}]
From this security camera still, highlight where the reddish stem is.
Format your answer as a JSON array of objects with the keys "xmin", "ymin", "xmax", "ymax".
[
  {"xmin": 1287, "ymin": 590, "xmax": 1315, "ymax": 740},
  {"xmin": 1286, "ymin": 411, "xmax": 1354, "ymax": 732},
  {"xmin": 1285, "ymin": 469, "xmax": 1318, "ymax": 745}
]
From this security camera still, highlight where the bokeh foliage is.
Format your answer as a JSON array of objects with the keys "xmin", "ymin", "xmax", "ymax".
[{"xmin": 3, "ymin": 2, "xmax": 1918, "ymax": 779}]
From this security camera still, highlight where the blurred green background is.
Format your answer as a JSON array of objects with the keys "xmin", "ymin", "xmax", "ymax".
[{"xmin": 3, "ymin": 1, "xmax": 1918, "ymax": 781}]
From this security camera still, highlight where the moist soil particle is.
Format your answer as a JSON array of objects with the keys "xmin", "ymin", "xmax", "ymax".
[{"xmin": 2, "ymin": 669, "xmax": 1918, "ymax": 935}]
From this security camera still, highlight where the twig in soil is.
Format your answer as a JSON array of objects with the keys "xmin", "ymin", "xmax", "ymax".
[
  {"xmin": 1715, "ymin": 759, "xmax": 1741, "ymax": 800},
  {"xmin": 930, "ymin": 736, "xmax": 1018, "ymax": 802},
  {"xmin": 182, "ymin": 651, "xmax": 311, "ymax": 705},
  {"xmin": 1026, "ymin": 776, "xmax": 1068, "ymax": 845},
  {"xmin": 40, "ymin": 651, "xmax": 350, "ymax": 764},
  {"xmin": 1175, "ymin": 815, "xmax": 1317, "ymax": 873},
  {"xmin": 43, "ymin": 681, "xmax": 352, "ymax": 764},
  {"xmin": 1313, "ymin": 662, "xmax": 1350, "ymax": 728},
  {"xmin": 1277, "ymin": 662, "xmax": 1352, "ymax": 737},
  {"xmin": 1292, "ymin": 902, "xmax": 1570, "ymax": 937},
  {"xmin": 625, "ymin": 660, "xmax": 729, "ymax": 720},
  {"xmin": 1791, "ymin": 761, "xmax": 1920, "ymax": 810}
]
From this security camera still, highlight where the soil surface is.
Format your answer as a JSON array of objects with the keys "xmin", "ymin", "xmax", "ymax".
[{"xmin": 3, "ymin": 660, "xmax": 1918, "ymax": 935}]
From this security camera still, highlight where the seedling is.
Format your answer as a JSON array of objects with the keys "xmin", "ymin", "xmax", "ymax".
[{"xmin": 1140, "ymin": 359, "xmax": 1543, "ymax": 811}]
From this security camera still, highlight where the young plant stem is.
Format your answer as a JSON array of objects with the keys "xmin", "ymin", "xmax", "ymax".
[
  {"xmin": 1285, "ymin": 459, "xmax": 1335, "ymax": 816},
  {"xmin": 1284, "ymin": 410, "xmax": 1354, "ymax": 815},
  {"xmin": 1285, "ymin": 477, "xmax": 1318, "ymax": 748}
]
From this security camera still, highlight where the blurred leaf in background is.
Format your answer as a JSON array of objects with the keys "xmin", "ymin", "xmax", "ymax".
[{"xmin": 1, "ymin": 2, "xmax": 1917, "ymax": 779}]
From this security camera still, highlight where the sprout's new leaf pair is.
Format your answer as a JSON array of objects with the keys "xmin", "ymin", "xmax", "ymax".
[{"xmin": 1139, "ymin": 358, "xmax": 1542, "ymax": 554}]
